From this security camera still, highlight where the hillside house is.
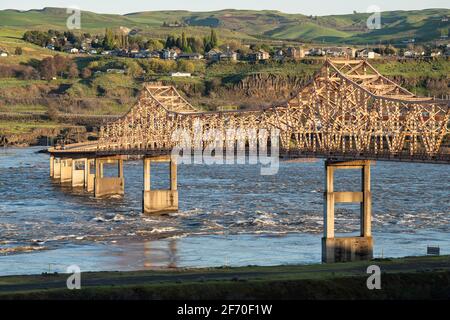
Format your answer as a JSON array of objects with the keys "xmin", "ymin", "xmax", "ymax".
[
  {"xmin": 325, "ymin": 47, "xmax": 356, "ymax": 58},
  {"xmin": 249, "ymin": 49, "xmax": 270, "ymax": 62},
  {"xmin": 170, "ymin": 72, "xmax": 192, "ymax": 77},
  {"xmin": 205, "ymin": 49, "xmax": 222, "ymax": 61},
  {"xmin": 273, "ymin": 49, "xmax": 284, "ymax": 61},
  {"xmin": 132, "ymin": 50, "xmax": 148, "ymax": 58},
  {"xmin": 106, "ymin": 69, "xmax": 125, "ymax": 74},
  {"xmin": 178, "ymin": 53, "xmax": 204, "ymax": 60},
  {"xmin": 161, "ymin": 49, "xmax": 178, "ymax": 60},
  {"xmin": 286, "ymin": 47, "xmax": 304, "ymax": 60},
  {"xmin": 307, "ymin": 48, "xmax": 325, "ymax": 56},
  {"xmin": 148, "ymin": 51, "xmax": 162, "ymax": 58},
  {"xmin": 356, "ymin": 49, "xmax": 379, "ymax": 59},
  {"xmin": 220, "ymin": 49, "xmax": 238, "ymax": 61}
]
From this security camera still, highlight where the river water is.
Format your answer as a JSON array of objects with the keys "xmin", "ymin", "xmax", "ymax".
[{"xmin": 0, "ymin": 147, "xmax": 448, "ymax": 275}]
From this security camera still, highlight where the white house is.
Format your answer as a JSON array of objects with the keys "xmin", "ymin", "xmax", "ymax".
[
  {"xmin": 161, "ymin": 49, "xmax": 178, "ymax": 60},
  {"xmin": 0, "ymin": 52, "xmax": 8, "ymax": 57},
  {"xmin": 170, "ymin": 72, "xmax": 191, "ymax": 77},
  {"xmin": 356, "ymin": 49, "xmax": 379, "ymax": 59},
  {"xmin": 107, "ymin": 69, "xmax": 125, "ymax": 74}
]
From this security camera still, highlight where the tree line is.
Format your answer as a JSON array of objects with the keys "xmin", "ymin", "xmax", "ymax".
[
  {"xmin": 164, "ymin": 29, "xmax": 218, "ymax": 53},
  {"xmin": 22, "ymin": 28, "xmax": 220, "ymax": 54}
]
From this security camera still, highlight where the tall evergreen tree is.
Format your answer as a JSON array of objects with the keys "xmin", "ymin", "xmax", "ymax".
[
  {"xmin": 181, "ymin": 31, "xmax": 188, "ymax": 51},
  {"xmin": 210, "ymin": 28, "xmax": 218, "ymax": 48},
  {"xmin": 102, "ymin": 28, "xmax": 116, "ymax": 50}
]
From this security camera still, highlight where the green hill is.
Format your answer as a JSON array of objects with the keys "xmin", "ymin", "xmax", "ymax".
[{"xmin": 0, "ymin": 7, "xmax": 449, "ymax": 44}]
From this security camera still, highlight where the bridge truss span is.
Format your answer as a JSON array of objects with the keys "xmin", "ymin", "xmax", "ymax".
[{"xmin": 92, "ymin": 59, "xmax": 449, "ymax": 163}]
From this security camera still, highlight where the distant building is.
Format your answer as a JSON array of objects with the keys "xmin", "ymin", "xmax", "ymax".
[
  {"xmin": 133, "ymin": 51, "xmax": 148, "ymax": 58},
  {"xmin": 161, "ymin": 49, "xmax": 178, "ymax": 60},
  {"xmin": 170, "ymin": 72, "xmax": 192, "ymax": 77},
  {"xmin": 273, "ymin": 49, "xmax": 284, "ymax": 61},
  {"xmin": 356, "ymin": 49, "xmax": 379, "ymax": 59},
  {"xmin": 445, "ymin": 44, "xmax": 450, "ymax": 57},
  {"xmin": 249, "ymin": 49, "xmax": 270, "ymax": 62},
  {"xmin": 0, "ymin": 52, "xmax": 8, "ymax": 57},
  {"xmin": 307, "ymin": 48, "xmax": 325, "ymax": 56},
  {"xmin": 325, "ymin": 47, "xmax": 356, "ymax": 58},
  {"xmin": 148, "ymin": 51, "xmax": 162, "ymax": 58},
  {"xmin": 430, "ymin": 51, "xmax": 441, "ymax": 57},
  {"xmin": 178, "ymin": 53, "xmax": 204, "ymax": 60},
  {"xmin": 106, "ymin": 69, "xmax": 125, "ymax": 74},
  {"xmin": 69, "ymin": 48, "xmax": 79, "ymax": 54},
  {"xmin": 46, "ymin": 44, "xmax": 55, "ymax": 50},
  {"xmin": 219, "ymin": 48, "xmax": 238, "ymax": 61},
  {"xmin": 286, "ymin": 47, "xmax": 304, "ymax": 60},
  {"xmin": 205, "ymin": 49, "xmax": 222, "ymax": 61}
]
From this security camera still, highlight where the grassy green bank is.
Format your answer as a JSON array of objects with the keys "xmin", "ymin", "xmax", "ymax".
[{"xmin": 0, "ymin": 255, "xmax": 448, "ymax": 299}]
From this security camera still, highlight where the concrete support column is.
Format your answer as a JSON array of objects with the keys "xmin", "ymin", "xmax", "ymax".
[
  {"xmin": 142, "ymin": 156, "xmax": 178, "ymax": 214},
  {"xmin": 50, "ymin": 155, "xmax": 54, "ymax": 177},
  {"xmin": 118, "ymin": 159, "xmax": 124, "ymax": 179},
  {"xmin": 324, "ymin": 165, "xmax": 334, "ymax": 238},
  {"xmin": 83, "ymin": 158, "xmax": 88, "ymax": 189},
  {"xmin": 53, "ymin": 158, "xmax": 61, "ymax": 179},
  {"xmin": 322, "ymin": 160, "xmax": 373, "ymax": 263},
  {"xmin": 170, "ymin": 159, "xmax": 177, "ymax": 191},
  {"xmin": 72, "ymin": 158, "xmax": 86, "ymax": 188},
  {"xmin": 86, "ymin": 159, "xmax": 95, "ymax": 192},
  {"xmin": 361, "ymin": 164, "xmax": 371, "ymax": 237},
  {"xmin": 144, "ymin": 158, "xmax": 151, "ymax": 191},
  {"xmin": 60, "ymin": 158, "xmax": 73, "ymax": 184},
  {"xmin": 99, "ymin": 161, "xmax": 104, "ymax": 178},
  {"xmin": 94, "ymin": 157, "xmax": 125, "ymax": 198}
]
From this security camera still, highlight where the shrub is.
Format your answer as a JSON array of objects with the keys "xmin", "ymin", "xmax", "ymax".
[{"xmin": 81, "ymin": 67, "xmax": 92, "ymax": 79}]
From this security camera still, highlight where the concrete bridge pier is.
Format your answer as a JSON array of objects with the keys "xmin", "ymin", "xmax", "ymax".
[
  {"xmin": 50, "ymin": 155, "xmax": 54, "ymax": 177},
  {"xmin": 142, "ymin": 155, "xmax": 178, "ymax": 214},
  {"xmin": 60, "ymin": 158, "xmax": 73, "ymax": 185},
  {"xmin": 86, "ymin": 159, "xmax": 95, "ymax": 192},
  {"xmin": 94, "ymin": 157, "xmax": 125, "ymax": 198},
  {"xmin": 51, "ymin": 157, "xmax": 61, "ymax": 180},
  {"xmin": 71, "ymin": 158, "xmax": 88, "ymax": 188},
  {"xmin": 322, "ymin": 160, "xmax": 373, "ymax": 263}
]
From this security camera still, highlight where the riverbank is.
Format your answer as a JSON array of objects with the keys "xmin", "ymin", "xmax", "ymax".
[{"xmin": 0, "ymin": 255, "xmax": 448, "ymax": 299}]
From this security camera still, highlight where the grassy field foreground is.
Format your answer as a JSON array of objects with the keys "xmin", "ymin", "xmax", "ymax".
[{"xmin": 0, "ymin": 255, "xmax": 448, "ymax": 299}]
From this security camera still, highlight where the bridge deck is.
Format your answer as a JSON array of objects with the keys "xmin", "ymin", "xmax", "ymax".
[{"xmin": 49, "ymin": 59, "xmax": 450, "ymax": 164}]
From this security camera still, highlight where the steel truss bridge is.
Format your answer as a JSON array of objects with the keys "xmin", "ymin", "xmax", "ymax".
[{"xmin": 51, "ymin": 59, "xmax": 449, "ymax": 163}]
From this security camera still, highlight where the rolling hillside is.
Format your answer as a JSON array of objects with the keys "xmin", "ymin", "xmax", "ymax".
[{"xmin": 0, "ymin": 7, "xmax": 448, "ymax": 44}]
